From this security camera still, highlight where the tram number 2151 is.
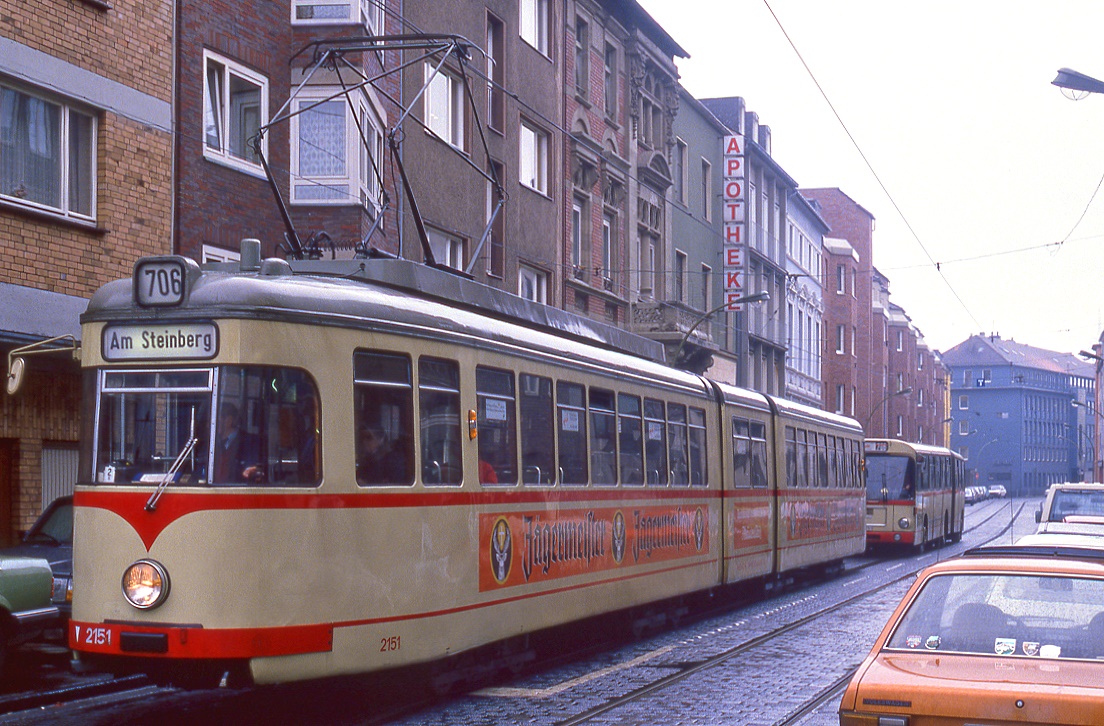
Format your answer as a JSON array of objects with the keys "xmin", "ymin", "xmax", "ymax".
[{"xmin": 380, "ymin": 635, "xmax": 401, "ymax": 652}]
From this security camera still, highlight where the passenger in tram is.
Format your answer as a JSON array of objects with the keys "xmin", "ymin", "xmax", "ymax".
[
  {"xmin": 215, "ymin": 403, "xmax": 262, "ymax": 483},
  {"xmin": 358, "ymin": 427, "xmax": 405, "ymax": 484},
  {"xmin": 296, "ymin": 392, "xmax": 320, "ymax": 481},
  {"xmin": 479, "ymin": 459, "xmax": 498, "ymax": 484}
]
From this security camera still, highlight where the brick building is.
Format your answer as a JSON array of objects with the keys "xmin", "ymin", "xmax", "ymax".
[{"xmin": 0, "ymin": 0, "xmax": 174, "ymax": 540}]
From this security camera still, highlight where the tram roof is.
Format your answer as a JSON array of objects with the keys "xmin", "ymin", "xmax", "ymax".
[{"xmin": 85, "ymin": 255, "xmax": 715, "ymax": 393}]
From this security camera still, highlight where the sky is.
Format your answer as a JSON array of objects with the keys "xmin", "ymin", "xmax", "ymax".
[{"xmin": 637, "ymin": 0, "xmax": 1104, "ymax": 357}]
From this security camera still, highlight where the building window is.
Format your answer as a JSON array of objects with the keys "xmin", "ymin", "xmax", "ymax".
[
  {"xmin": 836, "ymin": 264, "xmax": 845, "ymax": 294},
  {"xmin": 959, "ymin": 419, "xmax": 969, "ymax": 435},
  {"xmin": 603, "ymin": 43, "xmax": 617, "ymax": 120},
  {"xmin": 203, "ymin": 52, "xmax": 267, "ymax": 177},
  {"xmin": 424, "ymin": 63, "xmax": 465, "ymax": 150},
  {"xmin": 292, "ymin": 0, "xmax": 383, "ymax": 33},
  {"xmin": 519, "ymin": 0, "xmax": 549, "ymax": 56},
  {"xmin": 486, "ymin": 160, "xmax": 505, "ymax": 277},
  {"xmin": 896, "ymin": 415, "xmax": 903, "ymax": 438},
  {"xmin": 835, "ymin": 384, "xmax": 845, "ymax": 415},
  {"xmin": 896, "ymin": 331, "xmax": 904, "ymax": 351},
  {"xmin": 601, "ymin": 212, "xmax": 614, "ymax": 282},
  {"xmin": 574, "ymin": 16, "xmax": 589, "ymax": 98},
  {"xmin": 836, "ymin": 324, "xmax": 845, "ymax": 354},
  {"xmin": 202, "ymin": 245, "xmax": 240, "ymax": 263},
  {"xmin": 958, "ymin": 394, "xmax": 969, "ymax": 410},
  {"xmin": 700, "ymin": 158, "xmax": 712, "ymax": 220},
  {"xmin": 673, "ymin": 139, "xmax": 687, "ymax": 205},
  {"xmin": 0, "ymin": 84, "xmax": 96, "ymax": 220},
  {"xmin": 700, "ymin": 264, "xmax": 711, "ymax": 311},
  {"xmin": 518, "ymin": 265, "xmax": 547, "ymax": 303},
  {"xmin": 674, "ymin": 250, "xmax": 687, "ymax": 303},
  {"xmin": 291, "ymin": 88, "xmax": 383, "ymax": 210},
  {"xmin": 571, "ymin": 199, "xmax": 585, "ymax": 273},
  {"xmin": 486, "ymin": 14, "xmax": 505, "ymax": 132},
  {"xmin": 427, "ymin": 227, "xmax": 465, "ymax": 271},
  {"xmin": 519, "ymin": 120, "xmax": 549, "ymax": 193}
]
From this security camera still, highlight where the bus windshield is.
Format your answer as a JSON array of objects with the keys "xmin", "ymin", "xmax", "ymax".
[
  {"xmin": 94, "ymin": 366, "xmax": 320, "ymax": 487},
  {"xmin": 865, "ymin": 454, "xmax": 915, "ymax": 502}
]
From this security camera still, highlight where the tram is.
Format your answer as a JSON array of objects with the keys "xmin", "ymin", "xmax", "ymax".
[
  {"xmin": 64, "ymin": 242, "xmax": 865, "ymax": 686},
  {"xmin": 863, "ymin": 439, "xmax": 965, "ymax": 549}
]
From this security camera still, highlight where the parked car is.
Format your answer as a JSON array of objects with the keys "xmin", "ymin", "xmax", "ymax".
[
  {"xmin": 964, "ymin": 485, "xmax": 987, "ymax": 504},
  {"xmin": 0, "ymin": 554, "xmax": 58, "ymax": 672},
  {"xmin": 0, "ymin": 495, "xmax": 72, "ymax": 624},
  {"xmin": 1035, "ymin": 482, "xmax": 1104, "ymax": 534},
  {"xmin": 839, "ymin": 544, "xmax": 1104, "ymax": 724},
  {"xmin": 987, "ymin": 484, "xmax": 1007, "ymax": 498}
]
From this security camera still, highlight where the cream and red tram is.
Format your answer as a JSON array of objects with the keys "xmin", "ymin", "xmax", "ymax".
[{"xmin": 69, "ymin": 247, "xmax": 865, "ymax": 685}]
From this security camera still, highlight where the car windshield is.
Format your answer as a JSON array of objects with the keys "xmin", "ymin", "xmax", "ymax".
[
  {"xmin": 1049, "ymin": 490, "xmax": 1104, "ymax": 522},
  {"xmin": 886, "ymin": 571, "xmax": 1104, "ymax": 659},
  {"xmin": 26, "ymin": 500, "xmax": 73, "ymax": 544},
  {"xmin": 865, "ymin": 454, "xmax": 914, "ymax": 501},
  {"xmin": 94, "ymin": 366, "xmax": 321, "ymax": 487}
]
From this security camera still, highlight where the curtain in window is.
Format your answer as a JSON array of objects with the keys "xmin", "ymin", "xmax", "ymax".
[{"xmin": 0, "ymin": 88, "xmax": 61, "ymax": 208}]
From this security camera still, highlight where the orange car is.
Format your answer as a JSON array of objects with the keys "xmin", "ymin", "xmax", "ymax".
[{"xmin": 839, "ymin": 545, "xmax": 1104, "ymax": 725}]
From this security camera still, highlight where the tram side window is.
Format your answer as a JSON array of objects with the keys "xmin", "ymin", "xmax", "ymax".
[
  {"xmin": 644, "ymin": 398, "xmax": 668, "ymax": 486},
  {"xmin": 826, "ymin": 436, "xmax": 837, "ymax": 488},
  {"xmin": 817, "ymin": 433, "xmax": 829, "ymax": 489},
  {"xmin": 419, "ymin": 357, "xmax": 462, "ymax": 485},
  {"xmin": 353, "ymin": 352, "xmax": 414, "ymax": 487},
  {"xmin": 477, "ymin": 367, "xmax": 517, "ymax": 485},
  {"xmin": 215, "ymin": 366, "xmax": 321, "ymax": 486},
  {"xmin": 802, "ymin": 430, "xmax": 814, "ymax": 488},
  {"xmin": 668, "ymin": 403, "xmax": 689, "ymax": 486},
  {"xmin": 520, "ymin": 374, "xmax": 555, "ymax": 485},
  {"xmin": 557, "ymin": 381, "xmax": 588, "ymax": 485},
  {"xmin": 784, "ymin": 426, "xmax": 797, "ymax": 489},
  {"xmin": 688, "ymin": 407, "xmax": 708, "ymax": 487},
  {"xmin": 732, "ymin": 418, "xmax": 751, "ymax": 488},
  {"xmin": 618, "ymin": 393, "xmax": 644, "ymax": 486},
  {"xmin": 750, "ymin": 421, "xmax": 767, "ymax": 488},
  {"xmin": 590, "ymin": 388, "xmax": 617, "ymax": 485}
]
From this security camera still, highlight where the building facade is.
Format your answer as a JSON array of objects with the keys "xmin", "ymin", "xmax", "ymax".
[
  {"xmin": 944, "ymin": 334, "xmax": 1094, "ymax": 495},
  {"xmin": 785, "ymin": 194, "xmax": 826, "ymax": 407},
  {"xmin": 0, "ymin": 0, "xmax": 174, "ymax": 540}
]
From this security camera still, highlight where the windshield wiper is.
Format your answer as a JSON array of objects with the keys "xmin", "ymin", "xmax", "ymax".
[{"xmin": 145, "ymin": 437, "xmax": 198, "ymax": 512}]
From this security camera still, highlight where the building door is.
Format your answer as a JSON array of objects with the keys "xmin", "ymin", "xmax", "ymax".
[{"xmin": 0, "ymin": 440, "xmax": 14, "ymax": 547}]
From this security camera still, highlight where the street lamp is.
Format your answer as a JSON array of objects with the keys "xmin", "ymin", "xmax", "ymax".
[
  {"xmin": 671, "ymin": 291, "xmax": 770, "ymax": 368},
  {"xmin": 1053, "ymin": 68, "xmax": 1104, "ymax": 97},
  {"xmin": 865, "ymin": 386, "xmax": 912, "ymax": 431}
]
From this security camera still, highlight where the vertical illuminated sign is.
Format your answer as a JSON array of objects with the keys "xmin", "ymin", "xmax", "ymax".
[{"xmin": 722, "ymin": 134, "xmax": 747, "ymax": 310}]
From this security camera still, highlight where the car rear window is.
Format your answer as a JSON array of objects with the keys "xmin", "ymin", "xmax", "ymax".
[
  {"xmin": 886, "ymin": 572, "xmax": 1104, "ymax": 660},
  {"xmin": 1050, "ymin": 490, "xmax": 1104, "ymax": 522}
]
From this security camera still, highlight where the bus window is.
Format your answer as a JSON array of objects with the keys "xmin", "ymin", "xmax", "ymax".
[
  {"xmin": 557, "ymin": 381, "xmax": 588, "ymax": 485},
  {"xmin": 644, "ymin": 398, "xmax": 667, "ymax": 486},
  {"xmin": 668, "ymin": 404, "xmax": 689, "ymax": 486},
  {"xmin": 477, "ymin": 367, "xmax": 517, "ymax": 485},
  {"xmin": 354, "ymin": 352, "xmax": 414, "ymax": 487},
  {"xmin": 419, "ymin": 357, "xmax": 462, "ymax": 485},
  {"xmin": 589, "ymin": 388, "xmax": 617, "ymax": 485},
  {"xmin": 520, "ymin": 374, "xmax": 554, "ymax": 485},
  {"xmin": 618, "ymin": 394, "xmax": 644, "ymax": 486},
  {"xmin": 689, "ymin": 406, "xmax": 708, "ymax": 486},
  {"xmin": 865, "ymin": 454, "xmax": 915, "ymax": 501},
  {"xmin": 732, "ymin": 418, "xmax": 751, "ymax": 488}
]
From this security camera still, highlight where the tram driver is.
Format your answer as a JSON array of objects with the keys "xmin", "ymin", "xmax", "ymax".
[{"xmin": 214, "ymin": 403, "xmax": 263, "ymax": 484}]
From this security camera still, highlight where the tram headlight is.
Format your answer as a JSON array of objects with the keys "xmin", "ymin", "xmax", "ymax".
[
  {"xmin": 897, "ymin": 517, "xmax": 911, "ymax": 530},
  {"xmin": 122, "ymin": 559, "xmax": 170, "ymax": 610}
]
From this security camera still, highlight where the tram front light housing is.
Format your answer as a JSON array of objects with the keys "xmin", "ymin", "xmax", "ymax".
[
  {"xmin": 122, "ymin": 559, "xmax": 170, "ymax": 610},
  {"xmin": 897, "ymin": 517, "xmax": 911, "ymax": 530}
]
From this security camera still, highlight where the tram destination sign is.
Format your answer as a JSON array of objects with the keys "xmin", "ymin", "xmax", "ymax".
[{"xmin": 102, "ymin": 323, "xmax": 219, "ymax": 361}]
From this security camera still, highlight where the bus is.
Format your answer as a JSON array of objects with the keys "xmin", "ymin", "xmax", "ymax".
[{"xmin": 864, "ymin": 439, "xmax": 965, "ymax": 550}]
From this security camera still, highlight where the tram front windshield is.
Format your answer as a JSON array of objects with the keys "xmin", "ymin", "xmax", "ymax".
[
  {"xmin": 93, "ymin": 366, "xmax": 320, "ymax": 487},
  {"xmin": 865, "ymin": 454, "xmax": 915, "ymax": 502}
]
